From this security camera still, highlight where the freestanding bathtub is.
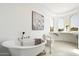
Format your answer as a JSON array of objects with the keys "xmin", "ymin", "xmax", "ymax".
[{"xmin": 2, "ymin": 39, "xmax": 46, "ymax": 56}]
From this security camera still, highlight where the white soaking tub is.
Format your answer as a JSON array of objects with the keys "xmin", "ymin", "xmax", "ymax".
[{"xmin": 2, "ymin": 39, "xmax": 46, "ymax": 56}]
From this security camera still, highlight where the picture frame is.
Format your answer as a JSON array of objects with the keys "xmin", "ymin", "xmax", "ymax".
[{"xmin": 32, "ymin": 11, "xmax": 44, "ymax": 30}]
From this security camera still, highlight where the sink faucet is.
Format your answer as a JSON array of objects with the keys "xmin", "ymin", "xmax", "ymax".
[{"xmin": 18, "ymin": 32, "xmax": 30, "ymax": 46}]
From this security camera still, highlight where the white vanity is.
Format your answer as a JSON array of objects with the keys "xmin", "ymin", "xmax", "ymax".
[{"xmin": 50, "ymin": 31, "xmax": 79, "ymax": 48}]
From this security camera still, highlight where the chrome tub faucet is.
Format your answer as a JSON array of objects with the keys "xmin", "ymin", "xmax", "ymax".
[{"xmin": 18, "ymin": 32, "xmax": 30, "ymax": 46}]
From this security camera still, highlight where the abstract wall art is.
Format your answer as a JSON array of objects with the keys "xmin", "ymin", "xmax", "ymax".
[{"xmin": 32, "ymin": 11, "xmax": 44, "ymax": 30}]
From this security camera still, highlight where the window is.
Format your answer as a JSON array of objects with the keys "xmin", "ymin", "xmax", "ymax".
[
  {"xmin": 70, "ymin": 15, "xmax": 79, "ymax": 28},
  {"xmin": 57, "ymin": 17, "xmax": 64, "ymax": 29}
]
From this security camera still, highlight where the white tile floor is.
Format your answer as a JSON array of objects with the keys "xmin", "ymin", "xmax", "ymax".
[{"xmin": 45, "ymin": 41, "xmax": 79, "ymax": 56}]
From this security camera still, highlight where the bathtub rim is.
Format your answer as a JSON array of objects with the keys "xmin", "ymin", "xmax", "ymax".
[{"xmin": 1, "ymin": 40, "xmax": 46, "ymax": 49}]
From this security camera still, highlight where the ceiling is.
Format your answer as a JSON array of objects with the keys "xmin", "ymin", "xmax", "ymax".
[{"xmin": 34, "ymin": 3, "xmax": 79, "ymax": 14}]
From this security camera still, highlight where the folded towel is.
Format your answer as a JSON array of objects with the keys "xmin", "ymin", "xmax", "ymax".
[{"xmin": 34, "ymin": 38, "xmax": 43, "ymax": 45}]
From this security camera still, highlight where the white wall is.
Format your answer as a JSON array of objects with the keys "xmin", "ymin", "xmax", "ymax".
[
  {"xmin": 0, "ymin": 4, "xmax": 51, "ymax": 43},
  {"xmin": 0, "ymin": 4, "xmax": 51, "ymax": 55}
]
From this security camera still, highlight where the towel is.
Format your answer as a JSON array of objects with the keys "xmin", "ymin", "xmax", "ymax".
[{"xmin": 34, "ymin": 38, "xmax": 43, "ymax": 45}]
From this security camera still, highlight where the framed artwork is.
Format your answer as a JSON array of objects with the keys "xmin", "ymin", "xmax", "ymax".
[{"xmin": 32, "ymin": 11, "xmax": 44, "ymax": 30}]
